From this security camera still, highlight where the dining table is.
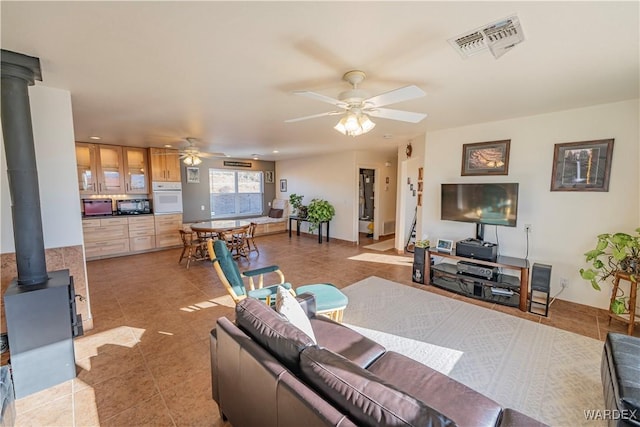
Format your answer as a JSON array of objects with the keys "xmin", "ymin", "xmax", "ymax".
[{"xmin": 190, "ymin": 219, "xmax": 252, "ymax": 258}]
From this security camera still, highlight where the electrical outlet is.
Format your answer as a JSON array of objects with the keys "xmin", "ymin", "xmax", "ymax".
[
  {"xmin": 560, "ymin": 278, "xmax": 569, "ymax": 288},
  {"xmin": 524, "ymin": 224, "xmax": 532, "ymax": 233},
  {"xmin": 200, "ymin": 205, "xmax": 205, "ymax": 211}
]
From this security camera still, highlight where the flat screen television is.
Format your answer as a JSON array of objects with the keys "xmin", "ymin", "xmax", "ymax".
[{"xmin": 441, "ymin": 183, "xmax": 519, "ymax": 230}]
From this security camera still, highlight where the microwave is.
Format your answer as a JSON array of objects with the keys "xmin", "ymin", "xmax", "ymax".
[
  {"xmin": 116, "ymin": 199, "xmax": 151, "ymax": 215},
  {"xmin": 83, "ymin": 198, "xmax": 113, "ymax": 216}
]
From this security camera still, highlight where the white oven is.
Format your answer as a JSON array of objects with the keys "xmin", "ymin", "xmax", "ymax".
[{"xmin": 152, "ymin": 182, "xmax": 183, "ymax": 214}]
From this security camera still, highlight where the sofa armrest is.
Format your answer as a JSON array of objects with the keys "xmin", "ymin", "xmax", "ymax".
[{"xmin": 295, "ymin": 292, "xmax": 317, "ymax": 318}]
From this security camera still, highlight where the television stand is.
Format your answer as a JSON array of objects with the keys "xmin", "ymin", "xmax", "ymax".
[{"xmin": 425, "ymin": 249, "xmax": 530, "ymax": 311}]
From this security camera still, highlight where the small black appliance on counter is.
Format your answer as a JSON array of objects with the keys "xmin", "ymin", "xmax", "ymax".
[{"xmin": 116, "ymin": 199, "xmax": 151, "ymax": 215}]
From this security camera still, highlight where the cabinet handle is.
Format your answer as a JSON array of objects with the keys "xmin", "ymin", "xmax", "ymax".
[{"xmin": 126, "ymin": 182, "xmax": 129, "ymax": 192}]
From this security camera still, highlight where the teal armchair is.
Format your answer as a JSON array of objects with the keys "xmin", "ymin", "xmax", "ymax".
[{"xmin": 207, "ymin": 239, "xmax": 292, "ymax": 304}]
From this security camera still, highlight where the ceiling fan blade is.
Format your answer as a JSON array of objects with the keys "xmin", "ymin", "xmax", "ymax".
[
  {"xmin": 367, "ymin": 107, "xmax": 427, "ymax": 123},
  {"xmin": 285, "ymin": 111, "xmax": 342, "ymax": 123},
  {"xmin": 292, "ymin": 91, "xmax": 349, "ymax": 108},
  {"xmin": 365, "ymin": 85, "xmax": 426, "ymax": 108},
  {"xmin": 198, "ymin": 152, "xmax": 227, "ymax": 158}
]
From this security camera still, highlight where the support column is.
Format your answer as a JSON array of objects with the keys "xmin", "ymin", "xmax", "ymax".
[{"xmin": 1, "ymin": 49, "xmax": 47, "ymax": 285}]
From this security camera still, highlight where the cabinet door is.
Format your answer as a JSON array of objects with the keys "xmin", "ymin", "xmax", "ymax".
[
  {"xmin": 149, "ymin": 148, "xmax": 181, "ymax": 182},
  {"xmin": 98, "ymin": 145, "xmax": 125, "ymax": 193},
  {"xmin": 149, "ymin": 148, "xmax": 167, "ymax": 181},
  {"xmin": 164, "ymin": 149, "xmax": 181, "ymax": 182},
  {"xmin": 123, "ymin": 147, "xmax": 149, "ymax": 194},
  {"xmin": 76, "ymin": 143, "xmax": 99, "ymax": 195}
]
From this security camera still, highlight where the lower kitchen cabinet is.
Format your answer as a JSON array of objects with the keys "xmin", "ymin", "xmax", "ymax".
[
  {"xmin": 82, "ymin": 217, "xmax": 130, "ymax": 259},
  {"xmin": 154, "ymin": 214, "xmax": 183, "ymax": 248},
  {"xmin": 83, "ymin": 214, "xmax": 181, "ymax": 260}
]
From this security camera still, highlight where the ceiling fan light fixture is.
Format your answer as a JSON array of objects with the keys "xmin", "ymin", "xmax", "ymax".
[
  {"xmin": 334, "ymin": 112, "xmax": 375, "ymax": 137},
  {"xmin": 183, "ymin": 154, "xmax": 202, "ymax": 166}
]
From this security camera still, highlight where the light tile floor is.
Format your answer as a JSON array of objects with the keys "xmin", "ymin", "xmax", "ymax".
[{"xmin": 10, "ymin": 233, "xmax": 636, "ymax": 426}]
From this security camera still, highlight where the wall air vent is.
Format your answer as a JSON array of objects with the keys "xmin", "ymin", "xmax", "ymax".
[{"xmin": 448, "ymin": 15, "xmax": 525, "ymax": 59}]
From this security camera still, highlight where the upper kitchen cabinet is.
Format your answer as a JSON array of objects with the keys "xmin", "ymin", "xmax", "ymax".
[
  {"xmin": 98, "ymin": 145, "xmax": 125, "ymax": 193},
  {"xmin": 149, "ymin": 148, "xmax": 181, "ymax": 182},
  {"xmin": 123, "ymin": 147, "xmax": 149, "ymax": 194},
  {"xmin": 76, "ymin": 143, "xmax": 100, "ymax": 195},
  {"xmin": 77, "ymin": 142, "xmax": 125, "ymax": 195},
  {"xmin": 76, "ymin": 143, "xmax": 149, "ymax": 195}
]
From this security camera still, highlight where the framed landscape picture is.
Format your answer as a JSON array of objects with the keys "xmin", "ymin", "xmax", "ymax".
[
  {"xmin": 550, "ymin": 139, "xmax": 614, "ymax": 192},
  {"xmin": 461, "ymin": 140, "xmax": 510, "ymax": 176}
]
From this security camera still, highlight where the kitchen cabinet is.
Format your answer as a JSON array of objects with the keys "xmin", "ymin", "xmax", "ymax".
[
  {"xmin": 154, "ymin": 213, "xmax": 183, "ymax": 248},
  {"xmin": 149, "ymin": 148, "xmax": 181, "ymax": 182},
  {"xmin": 123, "ymin": 147, "xmax": 149, "ymax": 194},
  {"xmin": 76, "ymin": 143, "xmax": 126, "ymax": 195},
  {"xmin": 82, "ymin": 217, "xmax": 130, "ymax": 259},
  {"xmin": 128, "ymin": 216, "xmax": 155, "ymax": 252}
]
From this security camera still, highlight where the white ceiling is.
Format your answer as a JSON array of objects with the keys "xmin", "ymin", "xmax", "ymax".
[{"xmin": 2, "ymin": 1, "xmax": 638, "ymax": 161}]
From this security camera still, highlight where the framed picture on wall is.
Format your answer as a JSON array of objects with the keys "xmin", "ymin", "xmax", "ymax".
[
  {"xmin": 550, "ymin": 139, "xmax": 614, "ymax": 192},
  {"xmin": 265, "ymin": 171, "xmax": 274, "ymax": 183},
  {"xmin": 280, "ymin": 179, "xmax": 287, "ymax": 192},
  {"xmin": 186, "ymin": 167, "xmax": 200, "ymax": 184},
  {"xmin": 461, "ymin": 140, "xmax": 510, "ymax": 176}
]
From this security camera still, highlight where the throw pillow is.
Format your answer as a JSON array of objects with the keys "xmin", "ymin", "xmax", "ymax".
[
  {"xmin": 268, "ymin": 208, "xmax": 284, "ymax": 218},
  {"xmin": 300, "ymin": 347, "xmax": 455, "ymax": 427},
  {"xmin": 276, "ymin": 285, "xmax": 317, "ymax": 343}
]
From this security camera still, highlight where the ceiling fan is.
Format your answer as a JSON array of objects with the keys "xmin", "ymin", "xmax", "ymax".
[
  {"xmin": 158, "ymin": 137, "xmax": 226, "ymax": 165},
  {"xmin": 285, "ymin": 70, "xmax": 427, "ymax": 136}
]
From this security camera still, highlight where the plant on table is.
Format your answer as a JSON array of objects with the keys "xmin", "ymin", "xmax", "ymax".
[
  {"xmin": 415, "ymin": 239, "xmax": 430, "ymax": 248},
  {"xmin": 289, "ymin": 193, "xmax": 306, "ymax": 218},
  {"xmin": 306, "ymin": 198, "xmax": 335, "ymax": 232},
  {"xmin": 579, "ymin": 228, "xmax": 640, "ymax": 313}
]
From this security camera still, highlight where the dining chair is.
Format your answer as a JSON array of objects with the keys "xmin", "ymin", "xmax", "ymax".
[
  {"xmin": 178, "ymin": 229, "xmax": 207, "ymax": 269},
  {"xmin": 244, "ymin": 222, "xmax": 259, "ymax": 255},
  {"xmin": 220, "ymin": 225, "xmax": 250, "ymax": 259},
  {"xmin": 207, "ymin": 238, "xmax": 290, "ymax": 304}
]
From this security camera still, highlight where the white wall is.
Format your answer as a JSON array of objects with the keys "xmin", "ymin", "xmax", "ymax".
[
  {"xmin": 420, "ymin": 99, "xmax": 639, "ymax": 309},
  {"xmin": 1, "ymin": 85, "xmax": 83, "ymax": 251},
  {"xmin": 277, "ymin": 149, "xmax": 396, "ymax": 242}
]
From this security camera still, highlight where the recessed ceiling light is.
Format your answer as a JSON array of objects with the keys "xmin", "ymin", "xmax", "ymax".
[
  {"xmin": 164, "ymin": 144, "xmax": 172, "ymax": 148},
  {"xmin": 272, "ymin": 150, "xmax": 279, "ymax": 154},
  {"xmin": 89, "ymin": 136, "xmax": 101, "ymax": 140}
]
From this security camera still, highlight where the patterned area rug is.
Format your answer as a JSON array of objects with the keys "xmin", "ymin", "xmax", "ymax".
[{"xmin": 341, "ymin": 276, "xmax": 605, "ymax": 427}]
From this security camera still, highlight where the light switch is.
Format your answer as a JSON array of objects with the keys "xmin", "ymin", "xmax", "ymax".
[{"xmin": 200, "ymin": 205, "xmax": 205, "ymax": 211}]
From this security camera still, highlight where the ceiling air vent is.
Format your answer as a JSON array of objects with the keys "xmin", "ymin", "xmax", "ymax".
[{"xmin": 448, "ymin": 15, "xmax": 524, "ymax": 59}]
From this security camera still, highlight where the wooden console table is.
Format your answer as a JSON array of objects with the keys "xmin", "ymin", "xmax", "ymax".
[
  {"xmin": 425, "ymin": 249, "xmax": 530, "ymax": 312},
  {"xmin": 288, "ymin": 216, "xmax": 330, "ymax": 243}
]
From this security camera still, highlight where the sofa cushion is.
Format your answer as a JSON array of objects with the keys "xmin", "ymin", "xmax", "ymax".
[
  {"xmin": 310, "ymin": 317, "xmax": 385, "ymax": 368},
  {"xmin": 367, "ymin": 351, "xmax": 503, "ymax": 427},
  {"xmin": 235, "ymin": 297, "xmax": 315, "ymax": 371},
  {"xmin": 268, "ymin": 208, "xmax": 284, "ymax": 218},
  {"xmin": 276, "ymin": 286, "xmax": 317, "ymax": 343},
  {"xmin": 300, "ymin": 346, "xmax": 456, "ymax": 427}
]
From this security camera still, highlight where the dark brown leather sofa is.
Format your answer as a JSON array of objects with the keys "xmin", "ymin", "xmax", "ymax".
[{"xmin": 210, "ymin": 295, "xmax": 547, "ymax": 427}]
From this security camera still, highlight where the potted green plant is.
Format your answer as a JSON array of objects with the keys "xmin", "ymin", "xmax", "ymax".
[
  {"xmin": 305, "ymin": 198, "xmax": 335, "ymax": 232},
  {"xmin": 579, "ymin": 228, "xmax": 640, "ymax": 291},
  {"xmin": 289, "ymin": 193, "xmax": 307, "ymax": 218}
]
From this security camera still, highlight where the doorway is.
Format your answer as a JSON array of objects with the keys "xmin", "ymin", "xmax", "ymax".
[{"xmin": 358, "ymin": 168, "xmax": 375, "ymax": 243}]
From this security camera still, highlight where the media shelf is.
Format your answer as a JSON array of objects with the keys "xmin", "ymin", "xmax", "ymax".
[{"xmin": 425, "ymin": 250, "xmax": 530, "ymax": 311}]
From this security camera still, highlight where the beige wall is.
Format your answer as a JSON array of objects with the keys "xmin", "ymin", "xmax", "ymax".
[
  {"xmin": 276, "ymin": 148, "xmax": 397, "ymax": 243},
  {"xmin": 419, "ymin": 99, "xmax": 639, "ymax": 309}
]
